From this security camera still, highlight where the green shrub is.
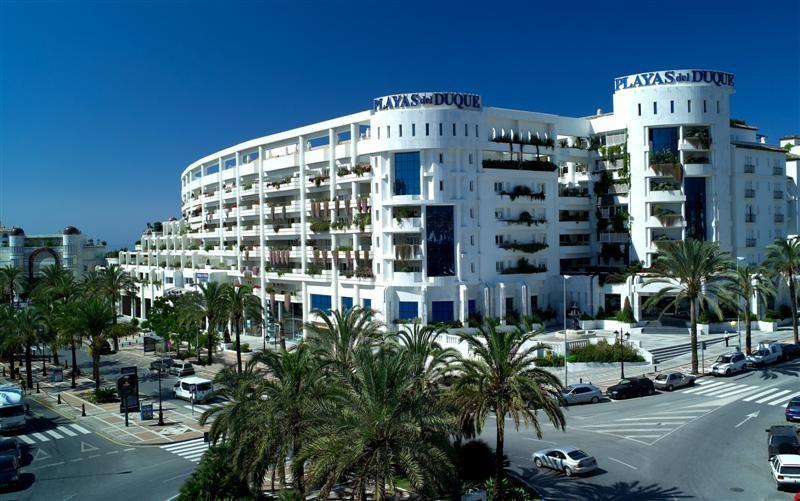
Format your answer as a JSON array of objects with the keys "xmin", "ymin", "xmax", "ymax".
[
  {"xmin": 240, "ymin": 343, "xmax": 251, "ymax": 353},
  {"xmin": 615, "ymin": 297, "xmax": 636, "ymax": 323},
  {"xmin": 569, "ymin": 339, "xmax": 644, "ymax": 363},
  {"xmin": 534, "ymin": 353, "xmax": 565, "ymax": 367},
  {"xmin": 82, "ymin": 387, "xmax": 117, "ymax": 404}
]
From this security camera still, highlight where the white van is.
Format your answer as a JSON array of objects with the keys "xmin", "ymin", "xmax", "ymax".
[
  {"xmin": 0, "ymin": 386, "xmax": 26, "ymax": 431},
  {"xmin": 172, "ymin": 377, "xmax": 213, "ymax": 403}
]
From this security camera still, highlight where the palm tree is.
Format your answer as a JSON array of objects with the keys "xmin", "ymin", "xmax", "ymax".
[
  {"xmin": 59, "ymin": 301, "xmax": 85, "ymax": 388},
  {"xmin": 643, "ymin": 240, "xmax": 733, "ymax": 374},
  {"xmin": 14, "ymin": 307, "xmax": 45, "ymax": 389},
  {"xmin": 394, "ymin": 321, "xmax": 457, "ymax": 398},
  {"xmin": 0, "ymin": 265, "xmax": 23, "ymax": 304},
  {"xmin": 0, "ymin": 305, "xmax": 21, "ymax": 380},
  {"xmin": 178, "ymin": 282, "xmax": 230, "ymax": 365},
  {"xmin": 302, "ymin": 346, "xmax": 453, "ymax": 500},
  {"xmin": 225, "ymin": 284, "xmax": 263, "ymax": 374},
  {"xmin": 765, "ymin": 237, "xmax": 800, "ymax": 344},
  {"xmin": 451, "ymin": 323, "xmax": 566, "ymax": 493},
  {"xmin": 74, "ymin": 297, "xmax": 116, "ymax": 389},
  {"xmin": 724, "ymin": 264, "xmax": 776, "ymax": 354},
  {"xmin": 98, "ymin": 265, "xmax": 135, "ymax": 351},
  {"xmin": 305, "ymin": 306, "xmax": 383, "ymax": 375}
]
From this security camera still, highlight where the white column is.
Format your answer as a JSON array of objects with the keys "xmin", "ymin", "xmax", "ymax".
[
  {"xmin": 235, "ymin": 155, "xmax": 242, "ymax": 274},
  {"xmin": 483, "ymin": 286, "xmax": 491, "ymax": 317},
  {"xmin": 521, "ymin": 284, "xmax": 529, "ymax": 316},
  {"xmin": 350, "ymin": 123, "xmax": 358, "ymax": 166},
  {"xmin": 329, "ymin": 128, "xmax": 340, "ymax": 311},
  {"xmin": 257, "ymin": 146, "xmax": 267, "ymax": 334},
  {"xmin": 498, "ymin": 284, "xmax": 507, "ymax": 324},
  {"xmin": 301, "ymin": 282, "xmax": 309, "ymax": 338},
  {"xmin": 419, "ymin": 287, "xmax": 427, "ymax": 324},
  {"xmin": 459, "ymin": 284, "xmax": 468, "ymax": 324},
  {"xmin": 218, "ymin": 157, "xmax": 225, "ymax": 252},
  {"xmin": 299, "ymin": 136, "xmax": 307, "ymax": 274}
]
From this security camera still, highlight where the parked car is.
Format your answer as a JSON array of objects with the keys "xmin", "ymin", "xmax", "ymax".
[
  {"xmin": 98, "ymin": 340, "xmax": 113, "ymax": 355},
  {"xmin": 779, "ymin": 343, "xmax": 800, "ymax": 361},
  {"xmin": 653, "ymin": 372, "xmax": 696, "ymax": 391},
  {"xmin": 710, "ymin": 351, "xmax": 747, "ymax": 376},
  {"xmin": 169, "ymin": 361, "xmax": 195, "ymax": 377},
  {"xmin": 172, "ymin": 377, "xmax": 213, "ymax": 403},
  {"xmin": 770, "ymin": 454, "xmax": 800, "ymax": 490},
  {"xmin": 532, "ymin": 446, "xmax": 597, "ymax": 477},
  {"xmin": 149, "ymin": 358, "xmax": 174, "ymax": 373},
  {"xmin": 787, "ymin": 399, "xmax": 800, "ymax": 423},
  {"xmin": 0, "ymin": 439, "xmax": 20, "ymax": 461},
  {"xmin": 561, "ymin": 384, "xmax": 603, "ymax": 406},
  {"xmin": 0, "ymin": 455, "xmax": 19, "ymax": 488},
  {"xmin": 767, "ymin": 425, "xmax": 800, "ymax": 459},
  {"xmin": 747, "ymin": 347, "xmax": 782, "ymax": 368},
  {"xmin": 606, "ymin": 377, "xmax": 655, "ymax": 400}
]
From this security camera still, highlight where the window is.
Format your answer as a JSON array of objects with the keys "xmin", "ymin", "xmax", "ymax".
[
  {"xmin": 393, "ymin": 152, "xmax": 421, "ymax": 195},
  {"xmin": 470, "ymin": 235, "xmax": 474, "ymax": 246},
  {"xmin": 439, "ymin": 123, "xmax": 443, "ymax": 136},
  {"xmin": 452, "ymin": 123, "xmax": 457, "ymax": 136},
  {"xmin": 469, "ymin": 154, "xmax": 473, "ymax": 164},
  {"xmin": 468, "ymin": 299, "xmax": 476, "ymax": 315},
  {"xmin": 469, "ymin": 208, "xmax": 474, "ymax": 218},
  {"xmin": 412, "ymin": 124, "xmax": 416, "ymax": 136},
  {"xmin": 717, "ymin": 101, "xmax": 720, "ymax": 113},
  {"xmin": 670, "ymin": 100, "xmax": 674, "ymax": 113},
  {"xmin": 398, "ymin": 301, "xmax": 418, "ymax": 320},
  {"xmin": 386, "ymin": 126, "xmax": 390, "ymax": 138},
  {"xmin": 341, "ymin": 296, "xmax": 353, "ymax": 313},
  {"xmin": 494, "ymin": 182, "xmax": 503, "ymax": 193},
  {"xmin": 377, "ymin": 127, "xmax": 380, "ymax": 139},
  {"xmin": 398, "ymin": 124, "xmax": 402, "ymax": 137},
  {"xmin": 496, "ymin": 261, "xmax": 504, "ymax": 272},
  {"xmin": 688, "ymin": 100, "xmax": 692, "ymax": 113},
  {"xmin": 425, "ymin": 123, "xmax": 430, "ymax": 136},
  {"xmin": 475, "ymin": 124, "xmax": 479, "ymax": 137},
  {"xmin": 363, "ymin": 298, "xmax": 372, "ymax": 310},
  {"xmin": 464, "ymin": 123, "xmax": 469, "ymax": 136},
  {"xmin": 431, "ymin": 301, "xmax": 454, "ymax": 322},
  {"xmin": 637, "ymin": 103, "xmax": 641, "ymax": 116},
  {"xmin": 439, "ymin": 181, "xmax": 444, "ymax": 191},
  {"xmin": 703, "ymin": 100, "xmax": 707, "ymax": 113},
  {"xmin": 653, "ymin": 102, "xmax": 657, "ymax": 114},
  {"xmin": 505, "ymin": 297, "xmax": 514, "ymax": 313},
  {"xmin": 439, "ymin": 153, "xmax": 444, "ymax": 163},
  {"xmin": 495, "ymin": 235, "xmax": 504, "ymax": 244},
  {"xmin": 311, "ymin": 294, "xmax": 332, "ymax": 313},
  {"xmin": 469, "ymin": 180, "xmax": 474, "ymax": 191}
]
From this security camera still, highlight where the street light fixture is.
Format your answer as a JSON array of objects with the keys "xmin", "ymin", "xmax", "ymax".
[
  {"xmin": 736, "ymin": 256, "xmax": 746, "ymax": 351},
  {"xmin": 563, "ymin": 275, "xmax": 572, "ymax": 386},
  {"xmin": 616, "ymin": 330, "xmax": 625, "ymax": 379}
]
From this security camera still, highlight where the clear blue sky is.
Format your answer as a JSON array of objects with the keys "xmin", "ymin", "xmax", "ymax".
[{"xmin": 1, "ymin": 0, "xmax": 798, "ymax": 249}]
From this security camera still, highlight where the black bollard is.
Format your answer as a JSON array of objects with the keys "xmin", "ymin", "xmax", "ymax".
[
  {"xmin": 81, "ymin": 403, "xmax": 86, "ymax": 417},
  {"xmin": 57, "ymin": 394, "xmax": 61, "ymax": 404},
  {"xmin": 2, "ymin": 367, "xmax": 5, "ymax": 377},
  {"xmin": 36, "ymin": 383, "xmax": 40, "ymax": 394}
]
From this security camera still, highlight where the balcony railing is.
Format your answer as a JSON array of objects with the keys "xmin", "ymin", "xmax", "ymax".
[
  {"xmin": 774, "ymin": 167, "xmax": 784, "ymax": 176},
  {"xmin": 774, "ymin": 191, "xmax": 784, "ymax": 199},
  {"xmin": 598, "ymin": 232, "xmax": 630, "ymax": 243},
  {"xmin": 744, "ymin": 163, "xmax": 755, "ymax": 173},
  {"xmin": 775, "ymin": 214, "xmax": 785, "ymax": 223},
  {"xmin": 745, "ymin": 214, "xmax": 756, "ymax": 223},
  {"xmin": 746, "ymin": 238, "xmax": 757, "ymax": 248},
  {"xmin": 744, "ymin": 189, "xmax": 755, "ymax": 198}
]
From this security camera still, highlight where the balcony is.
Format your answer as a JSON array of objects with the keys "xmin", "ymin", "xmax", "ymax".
[
  {"xmin": 598, "ymin": 232, "xmax": 630, "ymax": 243},
  {"xmin": 744, "ymin": 189, "xmax": 755, "ymax": 198},
  {"xmin": 746, "ymin": 238, "xmax": 757, "ymax": 248},
  {"xmin": 775, "ymin": 214, "xmax": 785, "ymax": 223},
  {"xmin": 744, "ymin": 163, "xmax": 755, "ymax": 174},
  {"xmin": 559, "ymin": 187, "xmax": 590, "ymax": 198},
  {"xmin": 774, "ymin": 191, "xmax": 784, "ymax": 200},
  {"xmin": 390, "ymin": 217, "xmax": 423, "ymax": 232},
  {"xmin": 393, "ymin": 244, "xmax": 422, "ymax": 260},
  {"xmin": 745, "ymin": 213, "xmax": 756, "ymax": 223}
]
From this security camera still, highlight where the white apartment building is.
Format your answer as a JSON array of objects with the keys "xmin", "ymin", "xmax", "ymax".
[{"xmin": 118, "ymin": 70, "xmax": 798, "ymax": 330}]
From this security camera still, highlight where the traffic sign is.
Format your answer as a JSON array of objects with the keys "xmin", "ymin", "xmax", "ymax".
[{"xmin": 120, "ymin": 366, "xmax": 137, "ymax": 375}]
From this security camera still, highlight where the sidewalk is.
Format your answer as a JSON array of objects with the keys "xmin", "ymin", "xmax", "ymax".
[{"xmin": 545, "ymin": 328, "xmax": 797, "ymax": 389}]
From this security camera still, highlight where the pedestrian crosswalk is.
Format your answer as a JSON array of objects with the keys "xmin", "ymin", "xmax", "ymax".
[
  {"xmin": 160, "ymin": 438, "xmax": 209, "ymax": 463},
  {"xmin": 16, "ymin": 423, "xmax": 91, "ymax": 445},
  {"xmin": 682, "ymin": 379, "xmax": 800, "ymax": 407},
  {"xmin": 576, "ymin": 405, "xmax": 719, "ymax": 445}
]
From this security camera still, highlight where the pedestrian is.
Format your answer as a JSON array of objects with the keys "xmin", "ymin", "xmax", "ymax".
[{"xmin": 724, "ymin": 333, "xmax": 730, "ymax": 347}]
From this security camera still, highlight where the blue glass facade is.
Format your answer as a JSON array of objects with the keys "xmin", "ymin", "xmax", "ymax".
[
  {"xmin": 649, "ymin": 127, "xmax": 679, "ymax": 155},
  {"xmin": 341, "ymin": 296, "xmax": 353, "ymax": 313},
  {"xmin": 363, "ymin": 298, "xmax": 372, "ymax": 310},
  {"xmin": 426, "ymin": 206, "xmax": 455, "ymax": 277},
  {"xmin": 393, "ymin": 152, "xmax": 421, "ymax": 195},
  {"xmin": 431, "ymin": 301, "xmax": 454, "ymax": 322},
  {"xmin": 684, "ymin": 177, "xmax": 707, "ymax": 240},
  {"xmin": 310, "ymin": 294, "xmax": 332, "ymax": 313},
  {"xmin": 468, "ymin": 299, "xmax": 476, "ymax": 315},
  {"xmin": 398, "ymin": 301, "xmax": 418, "ymax": 320}
]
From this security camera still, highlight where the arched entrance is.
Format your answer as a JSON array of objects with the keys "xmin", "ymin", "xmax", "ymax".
[{"xmin": 28, "ymin": 247, "xmax": 61, "ymax": 281}]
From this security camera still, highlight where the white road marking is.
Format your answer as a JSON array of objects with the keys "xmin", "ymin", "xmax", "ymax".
[
  {"xmin": 620, "ymin": 416, "xmax": 697, "ymax": 420},
  {"xmin": 767, "ymin": 391, "xmax": 800, "ymax": 406},
  {"xmin": 688, "ymin": 383, "xmax": 737, "ymax": 395},
  {"xmin": 683, "ymin": 381, "xmax": 728, "ymax": 393},
  {"xmin": 607, "ymin": 456, "xmax": 638, "ymax": 469},
  {"xmin": 32, "ymin": 432, "xmax": 50, "ymax": 442},
  {"xmin": 45, "ymin": 429, "xmax": 63, "ymax": 439},
  {"xmin": 743, "ymin": 387, "xmax": 782, "ymax": 402},
  {"xmin": 756, "ymin": 389, "xmax": 791, "ymax": 404},
  {"xmin": 70, "ymin": 424, "xmax": 91, "ymax": 434},
  {"xmin": 622, "ymin": 435, "xmax": 661, "ymax": 439},
  {"xmin": 706, "ymin": 385, "xmax": 760, "ymax": 398},
  {"xmin": 59, "ymin": 426, "xmax": 77, "ymax": 437},
  {"xmin": 18, "ymin": 435, "xmax": 35, "ymax": 445},
  {"xmin": 520, "ymin": 437, "xmax": 557, "ymax": 444}
]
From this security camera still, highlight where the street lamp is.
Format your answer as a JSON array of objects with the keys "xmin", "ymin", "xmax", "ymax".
[
  {"xmin": 562, "ymin": 275, "xmax": 571, "ymax": 386},
  {"xmin": 157, "ymin": 359, "xmax": 164, "ymax": 426},
  {"xmin": 736, "ymin": 256, "xmax": 745, "ymax": 351},
  {"xmin": 616, "ymin": 330, "xmax": 625, "ymax": 379}
]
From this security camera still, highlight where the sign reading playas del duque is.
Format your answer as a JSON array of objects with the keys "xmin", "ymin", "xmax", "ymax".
[
  {"xmin": 373, "ymin": 92, "xmax": 481, "ymax": 112},
  {"xmin": 614, "ymin": 70, "xmax": 735, "ymax": 91}
]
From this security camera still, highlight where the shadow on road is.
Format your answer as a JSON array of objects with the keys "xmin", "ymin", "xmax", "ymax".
[
  {"xmin": 756, "ymin": 362, "xmax": 800, "ymax": 381},
  {"xmin": 0, "ymin": 472, "xmax": 35, "ymax": 493},
  {"xmin": 517, "ymin": 466, "xmax": 693, "ymax": 500}
]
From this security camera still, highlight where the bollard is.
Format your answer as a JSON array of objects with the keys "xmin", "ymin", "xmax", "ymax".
[
  {"xmin": 81, "ymin": 403, "xmax": 86, "ymax": 417},
  {"xmin": 36, "ymin": 383, "xmax": 40, "ymax": 394},
  {"xmin": 579, "ymin": 377, "xmax": 583, "ymax": 384},
  {"xmin": 57, "ymin": 394, "xmax": 61, "ymax": 404},
  {"xmin": 2, "ymin": 367, "xmax": 5, "ymax": 377}
]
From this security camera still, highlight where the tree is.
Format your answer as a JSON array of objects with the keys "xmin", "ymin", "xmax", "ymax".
[
  {"xmin": 302, "ymin": 346, "xmax": 453, "ymax": 500},
  {"xmin": 74, "ymin": 297, "xmax": 116, "ymax": 389},
  {"xmin": 98, "ymin": 265, "xmax": 136, "ymax": 351},
  {"xmin": 14, "ymin": 307, "xmax": 45, "ymax": 389},
  {"xmin": 0, "ymin": 305, "xmax": 21, "ymax": 380},
  {"xmin": 178, "ymin": 282, "xmax": 230, "ymax": 365},
  {"xmin": 178, "ymin": 443, "xmax": 252, "ymax": 501},
  {"xmin": 765, "ymin": 237, "xmax": 800, "ymax": 344},
  {"xmin": 394, "ymin": 320, "xmax": 457, "ymax": 398},
  {"xmin": 643, "ymin": 240, "xmax": 733, "ymax": 374},
  {"xmin": 225, "ymin": 284, "xmax": 263, "ymax": 374},
  {"xmin": 723, "ymin": 264, "xmax": 775, "ymax": 354},
  {"xmin": 142, "ymin": 295, "xmax": 182, "ymax": 355},
  {"xmin": 305, "ymin": 306, "xmax": 383, "ymax": 375},
  {"xmin": 0, "ymin": 265, "xmax": 23, "ymax": 304},
  {"xmin": 451, "ymin": 323, "xmax": 566, "ymax": 495}
]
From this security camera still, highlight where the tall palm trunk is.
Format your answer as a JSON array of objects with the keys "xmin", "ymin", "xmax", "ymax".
[
  {"xmin": 234, "ymin": 317, "xmax": 242, "ymax": 374},
  {"xmin": 92, "ymin": 352, "xmax": 101, "ymax": 390},
  {"xmin": 25, "ymin": 342, "xmax": 33, "ymax": 389},
  {"xmin": 494, "ymin": 407, "xmax": 505, "ymax": 493},
  {"xmin": 293, "ymin": 436, "xmax": 305, "ymax": 494},
  {"xmin": 690, "ymin": 299, "xmax": 699, "ymax": 374},
  {"xmin": 744, "ymin": 301, "xmax": 752, "ymax": 355},
  {"xmin": 8, "ymin": 351, "xmax": 15, "ymax": 381},
  {"xmin": 279, "ymin": 323, "xmax": 286, "ymax": 351},
  {"xmin": 70, "ymin": 341, "xmax": 79, "ymax": 389},
  {"xmin": 51, "ymin": 345, "xmax": 59, "ymax": 366},
  {"xmin": 112, "ymin": 298, "xmax": 120, "ymax": 352},
  {"xmin": 206, "ymin": 326, "xmax": 214, "ymax": 366},
  {"xmin": 790, "ymin": 276, "xmax": 799, "ymax": 345}
]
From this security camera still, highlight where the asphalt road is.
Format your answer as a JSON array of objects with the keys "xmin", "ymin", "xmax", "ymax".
[
  {"xmin": 482, "ymin": 359, "xmax": 800, "ymax": 501},
  {"xmin": 0, "ymin": 398, "xmax": 199, "ymax": 500}
]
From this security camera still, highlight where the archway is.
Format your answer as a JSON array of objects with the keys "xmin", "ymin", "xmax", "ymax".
[{"xmin": 28, "ymin": 247, "xmax": 61, "ymax": 282}]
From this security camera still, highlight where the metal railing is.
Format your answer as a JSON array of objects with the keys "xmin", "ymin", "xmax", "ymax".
[
  {"xmin": 775, "ymin": 214, "xmax": 785, "ymax": 223},
  {"xmin": 774, "ymin": 191, "xmax": 784, "ymax": 199},
  {"xmin": 744, "ymin": 164, "xmax": 755, "ymax": 173},
  {"xmin": 746, "ymin": 238, "xmax": 757, "ymax": 248},
  {"xmin": 744, "ymin": 189, "xmax": 755, "ymax": 198},
  {"xmin": 745, "ymin": 214, "xmax": 756, "ymax": 223}
]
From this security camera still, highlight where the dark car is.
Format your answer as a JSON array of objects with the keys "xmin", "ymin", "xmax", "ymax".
[
  {"xmin": 0, "ymin": 439, "xmax": 20, "ymax": 461},
  {"xmin": 780, "ymin": 343, "xmax": 800, "ymax": 361},
  {"xmin": 99, "ymin": 341, "xmax": 113, "ymax": 355},
  {"xmin": 767, "ymin": 425, "xmax": 800, "ymax": 459},
  {"xmin": 0, "ymin": 455, "xmax": 19, "ymax": 487},
  {"xmin": 606, "ymin": 377, "xmax": 655, "ymax": 400},
  {"xmin": 787, "ymin": 399, "xmax": 800, "ymax": 423},
  {"xmin": 149, "ymin": 358, "xmax": 174, "ymax": 373}
]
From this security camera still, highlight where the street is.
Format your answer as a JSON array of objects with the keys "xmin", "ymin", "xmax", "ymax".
[{"xmin": 485, "ymin": 359, "xmax": 800, "ymax": 500}]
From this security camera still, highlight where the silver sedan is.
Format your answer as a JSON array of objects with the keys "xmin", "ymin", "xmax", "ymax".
[
  {"xmin": 561, "ymin": 384, "xmax": 603, "ymax": 405},
  {"xmin": 532, "ymin": 446, "xmax": 598, "ymax": 476},
  {"xmin": 653, "ymin": 372, "xmax": 696, "ymax": 391}
]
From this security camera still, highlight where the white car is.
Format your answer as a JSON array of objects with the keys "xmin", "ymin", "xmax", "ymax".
[
  {"xmin": 769, "ymin": 454, "xmax": 800, "ymax": 489},
  {"xmin": 747, "ymin": 347, "xmax": 781, "ymax": 367},
  {"xmin": 561, "ymin": 384, "xmax": 603, "ymax": 405},
  {"xmin": 172, "ymin": 377, "xmax": 213, "ymax": 403},
  {"xmin": 710, "ymin": 351, "xmax": 747, "ymax": 376},
  {"xmin": 532, "ymin": 446, "xmax": 597, "ymax": 476}
]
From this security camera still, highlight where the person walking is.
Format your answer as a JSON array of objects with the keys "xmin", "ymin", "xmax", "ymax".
[{"xmin": 724, "ymin": 332, "xmax": 730, "ymax": 347}]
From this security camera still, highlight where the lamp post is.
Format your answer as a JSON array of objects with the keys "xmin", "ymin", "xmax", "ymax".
[
  {"xmin": 563, "ymin": 275, "xmax": 571, "ymax": 386},
  {"xmin": 616, "ymin": 330, "xmax": 625, "ymax": 379},
  {"xmin": 157, "ymin": 359, "xmax": 164, "ymax": 426},
  {"xmin": 736, "ymin": 256, "xmax": 745, "ymax": 351}
]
